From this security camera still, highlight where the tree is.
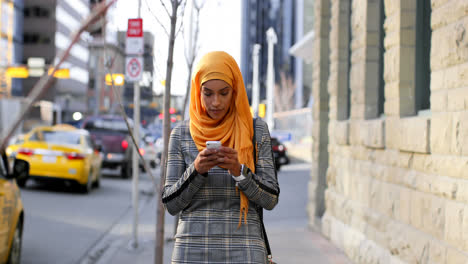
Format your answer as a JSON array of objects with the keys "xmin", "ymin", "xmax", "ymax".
[{"xmin": 144, "ymin": 0, "xmax": 187, "ymax": 263}]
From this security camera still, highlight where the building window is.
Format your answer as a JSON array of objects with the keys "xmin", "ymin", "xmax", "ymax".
[
  {"xmin": 378, "ymin": 0, "xmax": 385, "ymax": 116},
  {"xmin": 23, "ymin": 6, "xmax": 50, "ymax": 18},
  {"xmin": 23, "ymin": 33, "xmax": 51, "ymax": 44},
  {"xmin": 415, "ymin": 0, "xmax": 431, "ymax": 112},
  {"xmin": 345, "ymin": 0, "xmax": 352, "ymax": 120}
]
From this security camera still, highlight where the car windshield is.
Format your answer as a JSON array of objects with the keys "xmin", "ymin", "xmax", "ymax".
[
  {"xmin": 84, "ymin": 119, "xmax": 129, "ymax": 133},
  {"xmin": 31, "ymin": 131, "xmax": 81, "ymax": 145}
]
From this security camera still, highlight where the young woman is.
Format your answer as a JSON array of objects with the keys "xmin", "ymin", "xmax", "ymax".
[{"xmin": 162, "ymin": 51, "xmax": 279, "ymax": 263}]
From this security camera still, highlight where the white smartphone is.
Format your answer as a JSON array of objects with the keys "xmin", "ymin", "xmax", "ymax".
[{"xmin": 206, "ymin": 141, "xmax": 221, "ymax": 150}]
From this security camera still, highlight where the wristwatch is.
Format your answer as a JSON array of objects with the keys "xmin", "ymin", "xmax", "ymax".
[{"xmin": 232, "ymin": 164, "xmax": 247, "ymax": 182}]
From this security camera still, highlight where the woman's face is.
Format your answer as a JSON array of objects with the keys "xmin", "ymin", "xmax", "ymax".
[{"xmin": 201, "ymin": 79, "xmax": 233, "ymax": 120}]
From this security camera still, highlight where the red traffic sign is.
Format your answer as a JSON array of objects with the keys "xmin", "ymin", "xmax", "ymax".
[{"xmin": 127, "ymin": 18, "xmax": 143, "ymax": 37}]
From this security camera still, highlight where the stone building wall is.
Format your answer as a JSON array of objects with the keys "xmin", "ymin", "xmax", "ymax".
[{"xmin": 310, "ymin": 0, "xmax": 468, "ymax": 263}]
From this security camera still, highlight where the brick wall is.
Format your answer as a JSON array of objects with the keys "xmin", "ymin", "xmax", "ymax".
[{"xmin": 312, "ymin": 0, "xmax": 468, "ymax": 263}]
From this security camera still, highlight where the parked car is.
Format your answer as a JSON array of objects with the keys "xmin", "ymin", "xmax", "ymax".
[
  {"xmin": 12, "ymin": 124, "xmax": 102, "ymax": 193},
  {"xmin": 82, "ymin": 115, "xmax": 134, "ymax": 178},
  {"xmin": 0, "ymin": 149, "xmax": 29, "ymax": 263},
  {"xmin": 82, "ymin": 116, "xmax": 155, "ymax": 177},
  {"xmin": 271, "ymin": 137, "xmax": 290, "ymax": 171}
]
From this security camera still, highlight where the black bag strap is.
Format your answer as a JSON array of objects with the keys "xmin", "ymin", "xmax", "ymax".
[{"xmin": 252, "ymin": 118, "xmax": 273, "ymax": 259}]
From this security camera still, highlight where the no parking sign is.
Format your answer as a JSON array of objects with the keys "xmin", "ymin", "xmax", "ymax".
[{"xmin": 125, "ymin": 56, "xmax": 143, "ymax": 82}]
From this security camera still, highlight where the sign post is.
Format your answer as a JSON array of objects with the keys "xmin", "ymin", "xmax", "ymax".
[{"xmin": 126, "ymin": 11, "xmax": 143, "ymax": 249}]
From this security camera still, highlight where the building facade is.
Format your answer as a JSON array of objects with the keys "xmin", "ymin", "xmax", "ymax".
[
  {"xmin": 88, "ymin": 0, "xmax": 125, "ymax": 116},
  {"xmin": 0, "ymin": 0, "xmax": 23, "ymax": 97},
  {"xmin": 23, "ymin": 0, "xmax": 89, "ymax": 123},
  {"xmin": 240, "ymin": 0, "xmax": 297, "ymax": 106},
  {"xmin": 310, "ymin": 0, "xmax": 468, "ymax": 263}
]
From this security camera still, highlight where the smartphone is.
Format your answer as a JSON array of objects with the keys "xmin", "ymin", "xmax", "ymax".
[{"xmin": 206, "ymin": 141, "xmax": 221, "ymax": 150}]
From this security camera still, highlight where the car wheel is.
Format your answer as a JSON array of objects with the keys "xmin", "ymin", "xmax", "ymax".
[
  {"xmin": 16, "ymin": 177, "xmax": 27, "ymax": 188},
  {"xmin": 7, "ymin": 220, "xmax": 22, "ymax": 264}
]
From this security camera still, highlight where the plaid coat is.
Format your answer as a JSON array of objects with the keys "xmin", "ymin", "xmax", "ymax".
[{"xmin": 162, "ymin": 119, "xmax": 279, "ymax": 263}]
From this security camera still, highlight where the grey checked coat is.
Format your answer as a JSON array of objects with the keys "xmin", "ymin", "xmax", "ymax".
[{"xmin": 162, "ymin": 119, "xmax": 280, "ymax": 263}]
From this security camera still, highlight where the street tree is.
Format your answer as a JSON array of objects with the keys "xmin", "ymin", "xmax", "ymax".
[{"xmin": 144, "ymin": 0, "xmax": 187, "ymax": 263}]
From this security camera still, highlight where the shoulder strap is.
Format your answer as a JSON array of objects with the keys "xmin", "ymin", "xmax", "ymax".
[{"xmin": 252, "ymin": 118, "xmax": 273, "ymax": 258}]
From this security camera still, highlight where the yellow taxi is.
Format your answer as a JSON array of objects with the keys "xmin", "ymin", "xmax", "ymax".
[
  {"xmin": 0, "ymin": 151, "xmax": 29, "ymax": 264},
  {"xmin": 11, "ymin": 124, "xmax": 102, "ymax": 193}
]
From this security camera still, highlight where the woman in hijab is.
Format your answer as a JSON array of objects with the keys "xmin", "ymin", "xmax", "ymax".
[{"xmin": 162, "ymin": 51, "xmax": 279, "ymax": 263}]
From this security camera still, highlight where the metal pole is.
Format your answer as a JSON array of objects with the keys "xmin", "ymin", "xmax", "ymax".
[
  {"xmin": 94, "ymin": 57, "xmax": 101, "ymax": 115},
  {"xmin": 252, "ymin": 44, "xmax": 261, "ymax": 117},
  {"xmin": 294, "ymin": 0, "xmax": 304, "ymax": 109},
  {"xmin": 266, "ymin": 27, "xmax": 277, "ymax": 129},
  {"xmin": 131, "ymin": 0, "xmax": 142, "ymax": 249}
]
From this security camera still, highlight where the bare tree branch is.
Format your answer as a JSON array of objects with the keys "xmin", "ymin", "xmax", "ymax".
[
  {"xmin": 159, "ymin": 0, "xmax": 171, "ymax": 17},
  {"xmin": 175, "ymin": 0, "xmax": 187, "ymax": 38},
  {"xmin": 144, "ymin": 0, "xmax": 169, "ymax": 36}
]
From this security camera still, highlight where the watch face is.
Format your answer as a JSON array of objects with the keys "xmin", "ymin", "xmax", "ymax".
[{"xmin": 242, "ymin": 164, "xmax": 248, "ymax": 175}]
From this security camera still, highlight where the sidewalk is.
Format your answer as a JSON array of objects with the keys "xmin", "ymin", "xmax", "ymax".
[{"xmin": 81, "ymin": 164, "xmax": 352, "ymax": 264}]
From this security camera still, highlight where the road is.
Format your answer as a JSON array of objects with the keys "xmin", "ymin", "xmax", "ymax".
[{"xmin": 19, "ymin": 171, "xmax": 156, "ymax": 264}]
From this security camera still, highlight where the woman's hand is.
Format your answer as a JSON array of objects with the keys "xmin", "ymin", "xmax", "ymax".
[
  {"xmin": 217, "ymin": 146, "xmax": 242, "ymax": 176},
  {"xmin": 194, "ymin": 148, "xmax": 220, "ymax": 174}
]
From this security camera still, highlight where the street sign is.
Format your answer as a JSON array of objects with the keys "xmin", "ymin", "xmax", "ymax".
[
  {"xmin": 126, "ymin": 18, "xmax": 143, "ymax": 55},
  {"xmin": 125, "ymin": 57, "xmax": 143, "ymax": 82}
]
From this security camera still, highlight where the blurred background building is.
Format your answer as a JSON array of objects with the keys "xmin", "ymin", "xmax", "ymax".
[
  {"xmin": 240, "ymin": 0, "xmax": 313, "ymax": 111},
  {"xmin": 0, "ymin": 0, "xmax": 24, "ymax": 98},
  {"xmin": 88, "ymin": 0, "xmax": 125, "ymax": 118}
]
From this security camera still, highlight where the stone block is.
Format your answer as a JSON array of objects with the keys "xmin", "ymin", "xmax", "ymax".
[
  {"xmin": 430, "ymin": 90, "xmax": 447, "ymax": 112},
  {"xmin": 383, "ymin": 0, "xmax": 399, "ymax": 16},
  {"xmin": 431, "ymin": 69, "xmax": 445, "ymax": 91},
  {"xmin": 431, "ymin": 0, "xmax": 468, "ymax": 30},
  {"xmin": 384, "ymin": 48, "xmax": 399, "ymax": 81},
  {"xmin": 444, "ymin": 200, "xmax": 465, "ymax": 249},
  {"xmin": 399, "ymin": 187, "xmax": 411, "ymax": 224},
  {"xmin": 333, "ymin": 120, "xmax": 350, "ymax": 145},
  {"xmin": 448, "ymin": 88, "xmax": 468, "ymax": 111},
  {"xmin": 452, "ymin": 112, "xmax": 468, "ymax": 156},
  {"xmin": 422, "ymin": 194, "xmax": 445, "ymax": 240},
  {"xmin": 431, "ymin": 20, "xmax": 468, "ymax": 70},
  {"xmin": 463, "ymin": 204, "xmax": 468, "ymax": 251},
  {"xmin": 430, "ymin": 113, "xmax": 453, "ymax": 155},
  {"xmin": 363, "ymin": 118, "xmax": 386, "ymax": 149},
  {"xmin": 446, "ymin": 247, "xmax": 468, "ymax": 264},
  {"xmin": 398, "ymin": 116, "xmax": 430, "ymax": 154},
  {"xmin": 385, "ymin": 117, "xmax": 400, "ymax": 149},
  {"xmin": 429, "ymin": 239, "xmax": 447, "ymax": 264},
  {"xmin": 410, "ymin": 190, "xmax": 425, "ymax": 229}
]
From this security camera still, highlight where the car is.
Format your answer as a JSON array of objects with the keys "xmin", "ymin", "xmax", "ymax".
[
  {"xmin": 271, "ymin": 137, "xmax": 290, "ymax": 171},
  {"xmin": 12, "ymin": 124, "xmax": 102, "ymax": 193},
  {"xmin": 0, "ymin": 149, "xmax": 29, "ymax": 264}
]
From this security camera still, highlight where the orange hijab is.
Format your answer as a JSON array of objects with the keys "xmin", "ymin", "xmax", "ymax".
[{"xmin": 189, "ymin": 51, "xmax": 254, "ymax": 228}]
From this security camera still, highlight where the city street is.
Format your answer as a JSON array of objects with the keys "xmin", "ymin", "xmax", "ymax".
[{"xmin": 19, "ymin": 172, "xmax": 155, "ymax": 264}]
